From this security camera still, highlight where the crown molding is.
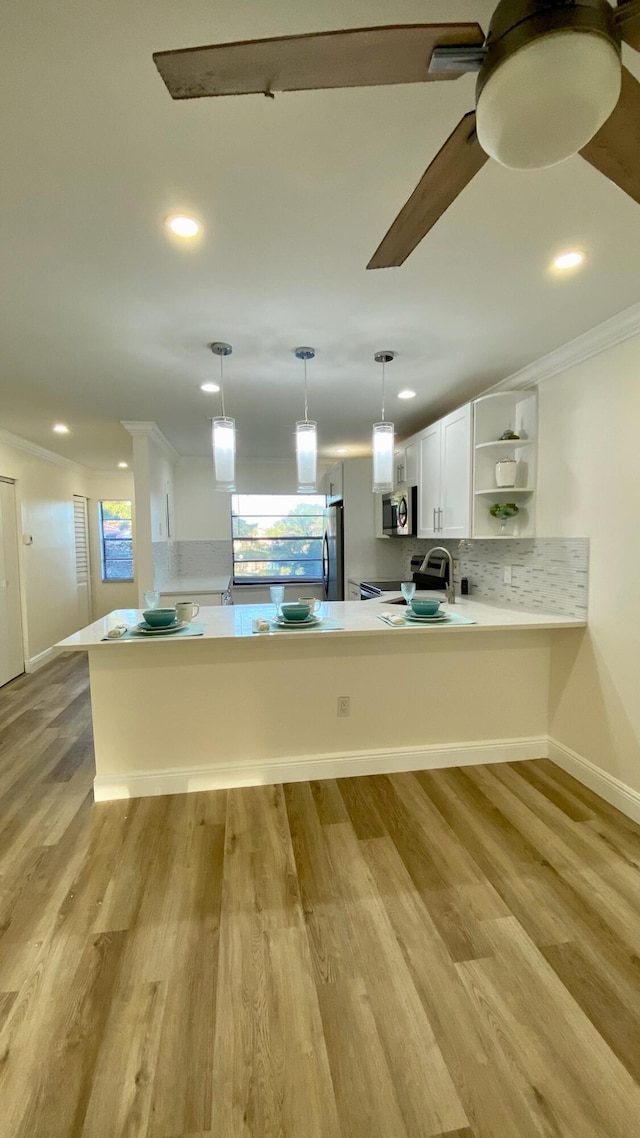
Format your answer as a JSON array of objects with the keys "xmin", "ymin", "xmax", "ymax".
[
  {"xmin": 120, "ymin": 421, "xmax": 180, "ymax": 464},
  {"xmin": 0, "ymin": 427, "xmax": 89, "ymax": 475},
  {"xmin": 488, "ymin": 300, "xmax": 640, "ymax": 394}
]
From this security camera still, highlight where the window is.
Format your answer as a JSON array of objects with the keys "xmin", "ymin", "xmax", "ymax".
[
  {"xmin": 99, "ymin": 500, "xmax": 134, "ymax": 581},
  {"xmin": 232, "ymin": 494, "xmax": 325, "ymax": 583}
]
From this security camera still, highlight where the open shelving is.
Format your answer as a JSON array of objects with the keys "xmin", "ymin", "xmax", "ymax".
[{"xmin": 472, "ymin": 390, "xmax": 537, "ymax": 538}]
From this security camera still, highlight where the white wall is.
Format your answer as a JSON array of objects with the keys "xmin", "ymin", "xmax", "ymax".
[
  {"xmin": 537, "ymin": 333, "xmax": 640, "ymax": 794},
  {"xmin": 0, "ymin": 434, "xmax": 90, "ymax": 665},
  {"xmin": 173, "ymin": 457, "xmax": 231, "ymax": 541},
  {"xmin": 87, "ymin": 470, "xmax": 137, "ymax": 619}
]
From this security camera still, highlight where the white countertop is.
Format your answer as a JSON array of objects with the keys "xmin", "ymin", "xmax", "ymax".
[
  {"xmin": 57, "ymin": 595, "xmax": 585, "ymax": 651},
  {"xmin": 159, "ymin": 576, "xmax": 231, "ymax": 595}
]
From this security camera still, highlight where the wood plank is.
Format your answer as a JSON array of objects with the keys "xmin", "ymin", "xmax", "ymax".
[
  {"xmin": 153, "ymin": 23, "xmax": 486, "ymax": 100},
  {"xmin": 1, "ymin": 658, "xmax": 640, "ymax": 1136}
]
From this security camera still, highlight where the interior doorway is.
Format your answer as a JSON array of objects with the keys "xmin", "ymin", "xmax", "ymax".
[{"xmin": 0, "ymin": 478, "xmax": 25, "ymax": 687}]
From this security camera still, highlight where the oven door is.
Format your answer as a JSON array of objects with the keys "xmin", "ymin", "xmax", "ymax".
[{"xmin": 395, "ymin": 485, "xmax": 415, "ymax": 537}]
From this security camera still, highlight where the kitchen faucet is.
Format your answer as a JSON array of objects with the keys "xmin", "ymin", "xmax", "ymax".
[{"xmin": 420, "ymin": 546, "xmax": 456, "ymax": 604}]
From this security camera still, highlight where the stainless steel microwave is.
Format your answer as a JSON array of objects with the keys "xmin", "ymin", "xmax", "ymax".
[{"xmin": 381, "ymin": 486, "xmax": 417, "ymax": 537}]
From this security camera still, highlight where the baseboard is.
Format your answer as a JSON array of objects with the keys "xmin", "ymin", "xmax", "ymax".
[
  {"xmin": 93, "ymin": 735, "xmax": 547, "ymax": 801},
  {"xmin": 25, "ymin": 646, "xmax": 60, "ymax": 673},
  {"xmin": 548, "ymin": 737, "xmax": 640, "ymax": 826}
]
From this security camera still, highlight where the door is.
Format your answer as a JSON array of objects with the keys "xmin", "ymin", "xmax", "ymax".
[
  {"xmin": 0, "ymin": 479, "xmax": 24, "ymax": 687},
  {"xmin": 440, "ymin": 404, "xmax": 472, "ymax": 539},
  {"xmin": 73, "ymin": 495, "xmax": 92, "ymax": 627},
  {"xmin": 417, "ymin": 422, "xmax": 441, "ymax": 539}
]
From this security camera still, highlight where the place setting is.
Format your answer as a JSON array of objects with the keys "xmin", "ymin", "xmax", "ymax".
[
  {"xmin": 379, "ymin": 583, "xmax": 475, "ymax": 628},
  {"xmin": 102, "ymin": 600, "xmax": 205, "ymax": 641},
  {"xmin": 251, "ymin": 591, "xmax": 343, "ymax": 634}
]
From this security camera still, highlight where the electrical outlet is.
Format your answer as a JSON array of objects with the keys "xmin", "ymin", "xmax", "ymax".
[
  {"xmin": 337, "ymin": 696, "xmax": 350, "ymax": 718},
  {"xmin": 453, "ymin": 559, "xmax": 459, "ymax": 575},
  {"xmin": 503, "ymin": 565, "xmax": 513, "ymax": 585}
]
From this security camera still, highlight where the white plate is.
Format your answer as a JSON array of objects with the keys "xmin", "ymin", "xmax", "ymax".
[
  {"xmin": 273, "ymin": 614, "xmax": 322, "ymax": 628},
  {"xmin": 406, "ymin": 611, "xmax": 448, "ymax": 623},
  {"xmin": 134, "ymin": 621, "xmax": 188, "ymax": 635}
]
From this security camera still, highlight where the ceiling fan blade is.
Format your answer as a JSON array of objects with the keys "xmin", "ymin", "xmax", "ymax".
[
  {"xmin": 367, "ymin": 112, "xmax": 488, "ymax": 270},
  {"xmin": 153, "ymin": 23, "xmax": 485, "ymax": 100},
  {"xmin": 579, "ymin": 65, "xmax": 640, "ymax": 206},
  {"xmin": 615, "ymin": 1, "xmax": 640, "ymax": 50}
]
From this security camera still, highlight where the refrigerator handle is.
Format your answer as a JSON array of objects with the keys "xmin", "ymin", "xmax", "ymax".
[{"xmin": 322, "ymin": 533, "xmax": 330, "ymax": 598}]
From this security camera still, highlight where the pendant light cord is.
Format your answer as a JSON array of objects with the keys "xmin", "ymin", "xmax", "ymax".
[
  {"xmin": 303, "ymin": 356, "xmax": 309, "ymax": 423},
  {"xmin": 381, "ymin": 357, "xmax": 386, "ymax": 421},
  {"xmin": 219, "ymin": 353, "xmax": 227, "ymax": 418}
]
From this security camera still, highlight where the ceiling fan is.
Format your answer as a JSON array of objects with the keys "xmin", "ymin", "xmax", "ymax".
[{"xmin": 153, "ymin": 0, "xmax": 640, "ymax": 268}]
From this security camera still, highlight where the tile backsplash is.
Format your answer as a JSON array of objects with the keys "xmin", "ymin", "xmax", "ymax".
[
  {"xmin": 401, "ymin": 537, "xmax": 589, "ymax": 618},
  {"xmin": 153, "ymin": 540, "xmax": 232, "ymax": 585}
]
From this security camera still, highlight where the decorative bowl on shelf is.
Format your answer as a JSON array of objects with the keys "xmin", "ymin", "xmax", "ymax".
[
  {"xmin": 499, "ymin": 428, "xmax": 520, "ymax": 440},
  {"xmin": 489, "ymin": 503, "xmax": 520, "ymax": 520}
]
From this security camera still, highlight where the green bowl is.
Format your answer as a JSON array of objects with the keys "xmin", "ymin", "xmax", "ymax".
[
  {"xmin": 142, "ymin": 608, "xmax": 177, "ymax": 628},
  {"xmin": 410, "ymin": 597, "xmax": 443, "ymax": 616},
  {"xmin": 280, "ymin": 602, "xmax": 312, "ymax": 622}
]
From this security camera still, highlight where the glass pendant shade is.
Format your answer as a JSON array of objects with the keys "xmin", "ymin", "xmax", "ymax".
[
  {"xmin": 372, "ymin": 421, "xmax": 394, "ymax": 493},
  {"xmin": 212, "ymin": 416, "xmax": 236, "ymax": 491},
  {"xmin": 476, "ymin": 31, "xmax": 621, "ymax": 170},
  {"xmin": 296, "ymin": 420, "xmax": 317, "ymax": 493}
]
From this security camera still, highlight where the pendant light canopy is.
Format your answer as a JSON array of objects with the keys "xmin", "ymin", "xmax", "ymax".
[
  {"xmin": 372, "ymin": 350, "xmax": 395, "ymax": 494},
  {"xmin": 210, "ymin": 342, "xmax": 236, "ymax": 492},
  {"xmin": 294, "ymin": 347, "xmax": 317, "ymax": 493}
]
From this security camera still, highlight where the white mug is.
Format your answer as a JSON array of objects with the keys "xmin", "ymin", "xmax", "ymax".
[
  {"xmin": 175, "ymin": 601, "xmax": 200, "ymax": 623},
  {"xmin": 297, "ymin": 597, "xmax": 320, "ymax": 614}
]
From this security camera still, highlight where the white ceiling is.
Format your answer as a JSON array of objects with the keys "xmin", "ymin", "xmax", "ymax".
[{"xmin": 2, "ymin": 0, "xmax": 640, "ymax": 469}]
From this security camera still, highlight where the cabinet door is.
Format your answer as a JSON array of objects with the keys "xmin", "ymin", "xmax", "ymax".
[
  {"xmin": 394, "ymin": 447, "xmax": 406, "ymax": 489},
  {"xmin": 417, "ymin": 423, "xmax": 441, "ymax": 538},
  {"xmin": 405, "ymin": 441, "xmax": 418, "ymax": 487},
  {"xmin": 440, "ymin": 403, "xmax": 471, "ymax": 538},
  {"xmin": 327, "ymin": 461, "xmax": 343, "ymax": 503}
]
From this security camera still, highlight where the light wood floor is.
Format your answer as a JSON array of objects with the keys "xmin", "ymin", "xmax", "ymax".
[{"xmin": 1, "ymin": 656, "xmax": 640, "ymax": 1137}]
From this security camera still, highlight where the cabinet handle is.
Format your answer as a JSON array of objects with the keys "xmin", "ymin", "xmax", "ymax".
[
  {"xmin": 438, "ymin": 507, "xmax": 443, "ymax": 532},
  {"xmin": 433, "ymin": 508, "xmax": 437, "ymax": 533}
]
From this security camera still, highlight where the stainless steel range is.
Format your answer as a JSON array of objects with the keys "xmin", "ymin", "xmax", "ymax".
[{"xmin": 359, "ymin": 552, "xmax": 451, "ymax": 601}]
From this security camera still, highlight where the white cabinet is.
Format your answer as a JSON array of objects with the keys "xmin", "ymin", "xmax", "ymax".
[
  {"xmin": 348, "ymin": 581, "xmax": 361, "ymax": 601},
  {"xmin": 394, "ymin": 439, "xmax": 418, "ymax": 488},
  {"xmin": 326, "ymin": 461, "xmax": 343, "ymax": 503},
  {"xmin": 417, "ymin": 405, "xmax": 472, "ymax": 539}
]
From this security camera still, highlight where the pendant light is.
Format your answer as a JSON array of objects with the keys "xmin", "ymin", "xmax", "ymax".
[
  {"xmin": 294, "ymin": 347, "xmax": 317, "ymax": 493},
  {"xmin": 210, "ymin": 342, "xmax": 236, "ymax": 492},
  {"xmin": 372, "ymin": 350, "xmax": 395, "ymax": 494}
]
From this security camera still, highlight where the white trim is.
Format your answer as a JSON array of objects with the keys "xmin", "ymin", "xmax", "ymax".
[
  {"xmin": 120, "ymin": 421, "xmax": 179, "ymax": 464},
  {"xmin": 0, "ymin": 427, "xmax": 89, "ymax": 475},
  {"xmin": 93, "ymin": 735, "xmax": 547, "ymax": 801},
  {"xmin": 487, "ymin": 300, "xmax": 640, "ymax": 393},
  {"xmin": 548, "ymin": 737, "xmax": 640, "ymax": 826},
  {"xmin": 25, "ymin": 646, "xmax": 60, "ymax": 673}
]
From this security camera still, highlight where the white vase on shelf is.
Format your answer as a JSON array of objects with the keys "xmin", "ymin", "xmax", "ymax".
[{"xmin": 495, "ymin": 458, "xmax": 517, "ymax": 488}]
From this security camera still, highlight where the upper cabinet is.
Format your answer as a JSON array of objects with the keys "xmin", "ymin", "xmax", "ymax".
[
  {"xmin": 472, "ymin": 391, "xmax": 537, "ymax": 538},
  {"xmin": 417, "ymin": 404, "xmax": 472, "ymax": 539},
  {"xmin": 325, "ymin": 461, "xmax": 343, "ymax": 504}
]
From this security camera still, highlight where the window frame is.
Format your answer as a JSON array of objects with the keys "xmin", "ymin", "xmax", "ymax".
[
  {"xmin": 98, "ymin": 499, "xmax": 134, "ymax": 584},
  {"xmin": 231, "ymin": 494, "xmax": 325, "ymax": 586}
]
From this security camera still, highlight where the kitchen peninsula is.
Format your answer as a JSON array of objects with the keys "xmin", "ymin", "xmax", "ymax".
[{"xmin": 58, "ymin": 597, "xmax": 585, "ymax": 802}]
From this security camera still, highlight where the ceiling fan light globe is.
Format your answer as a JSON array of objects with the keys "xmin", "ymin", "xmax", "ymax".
[{"xmin": 476, "ymin": 31, "xmax": 621, "ymax": 171}]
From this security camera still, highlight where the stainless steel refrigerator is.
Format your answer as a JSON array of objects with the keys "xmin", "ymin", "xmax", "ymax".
[{"xmin": 322, "ymin": 503, "xmax": 344, "ymax": 601}]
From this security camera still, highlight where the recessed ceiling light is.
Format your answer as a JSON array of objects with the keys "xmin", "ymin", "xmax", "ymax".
[
  {"xmin": 53, "ymin": 423, "xmax": 69, "ymax": 434},
  {"xmin": 165, "ymin": 214, "xmax": 201, "ymax": 238},
  {"xmin": 552, "ymin": 250, "xmax": 584, "ymax": 271},
  {"xmin": 398, "ymin": 389, "xmax": 417, "ymax": 400},
  {"xmin": 335, "ymin": 448, "xmax": 349, "ymax": 454},
  {"xmin": 200, "ymin": 381, "xmax": 221, "ymax": 393},
  {"xmin": 118, "ymin": 462, "xmax": 128, "ymax": 468}
]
